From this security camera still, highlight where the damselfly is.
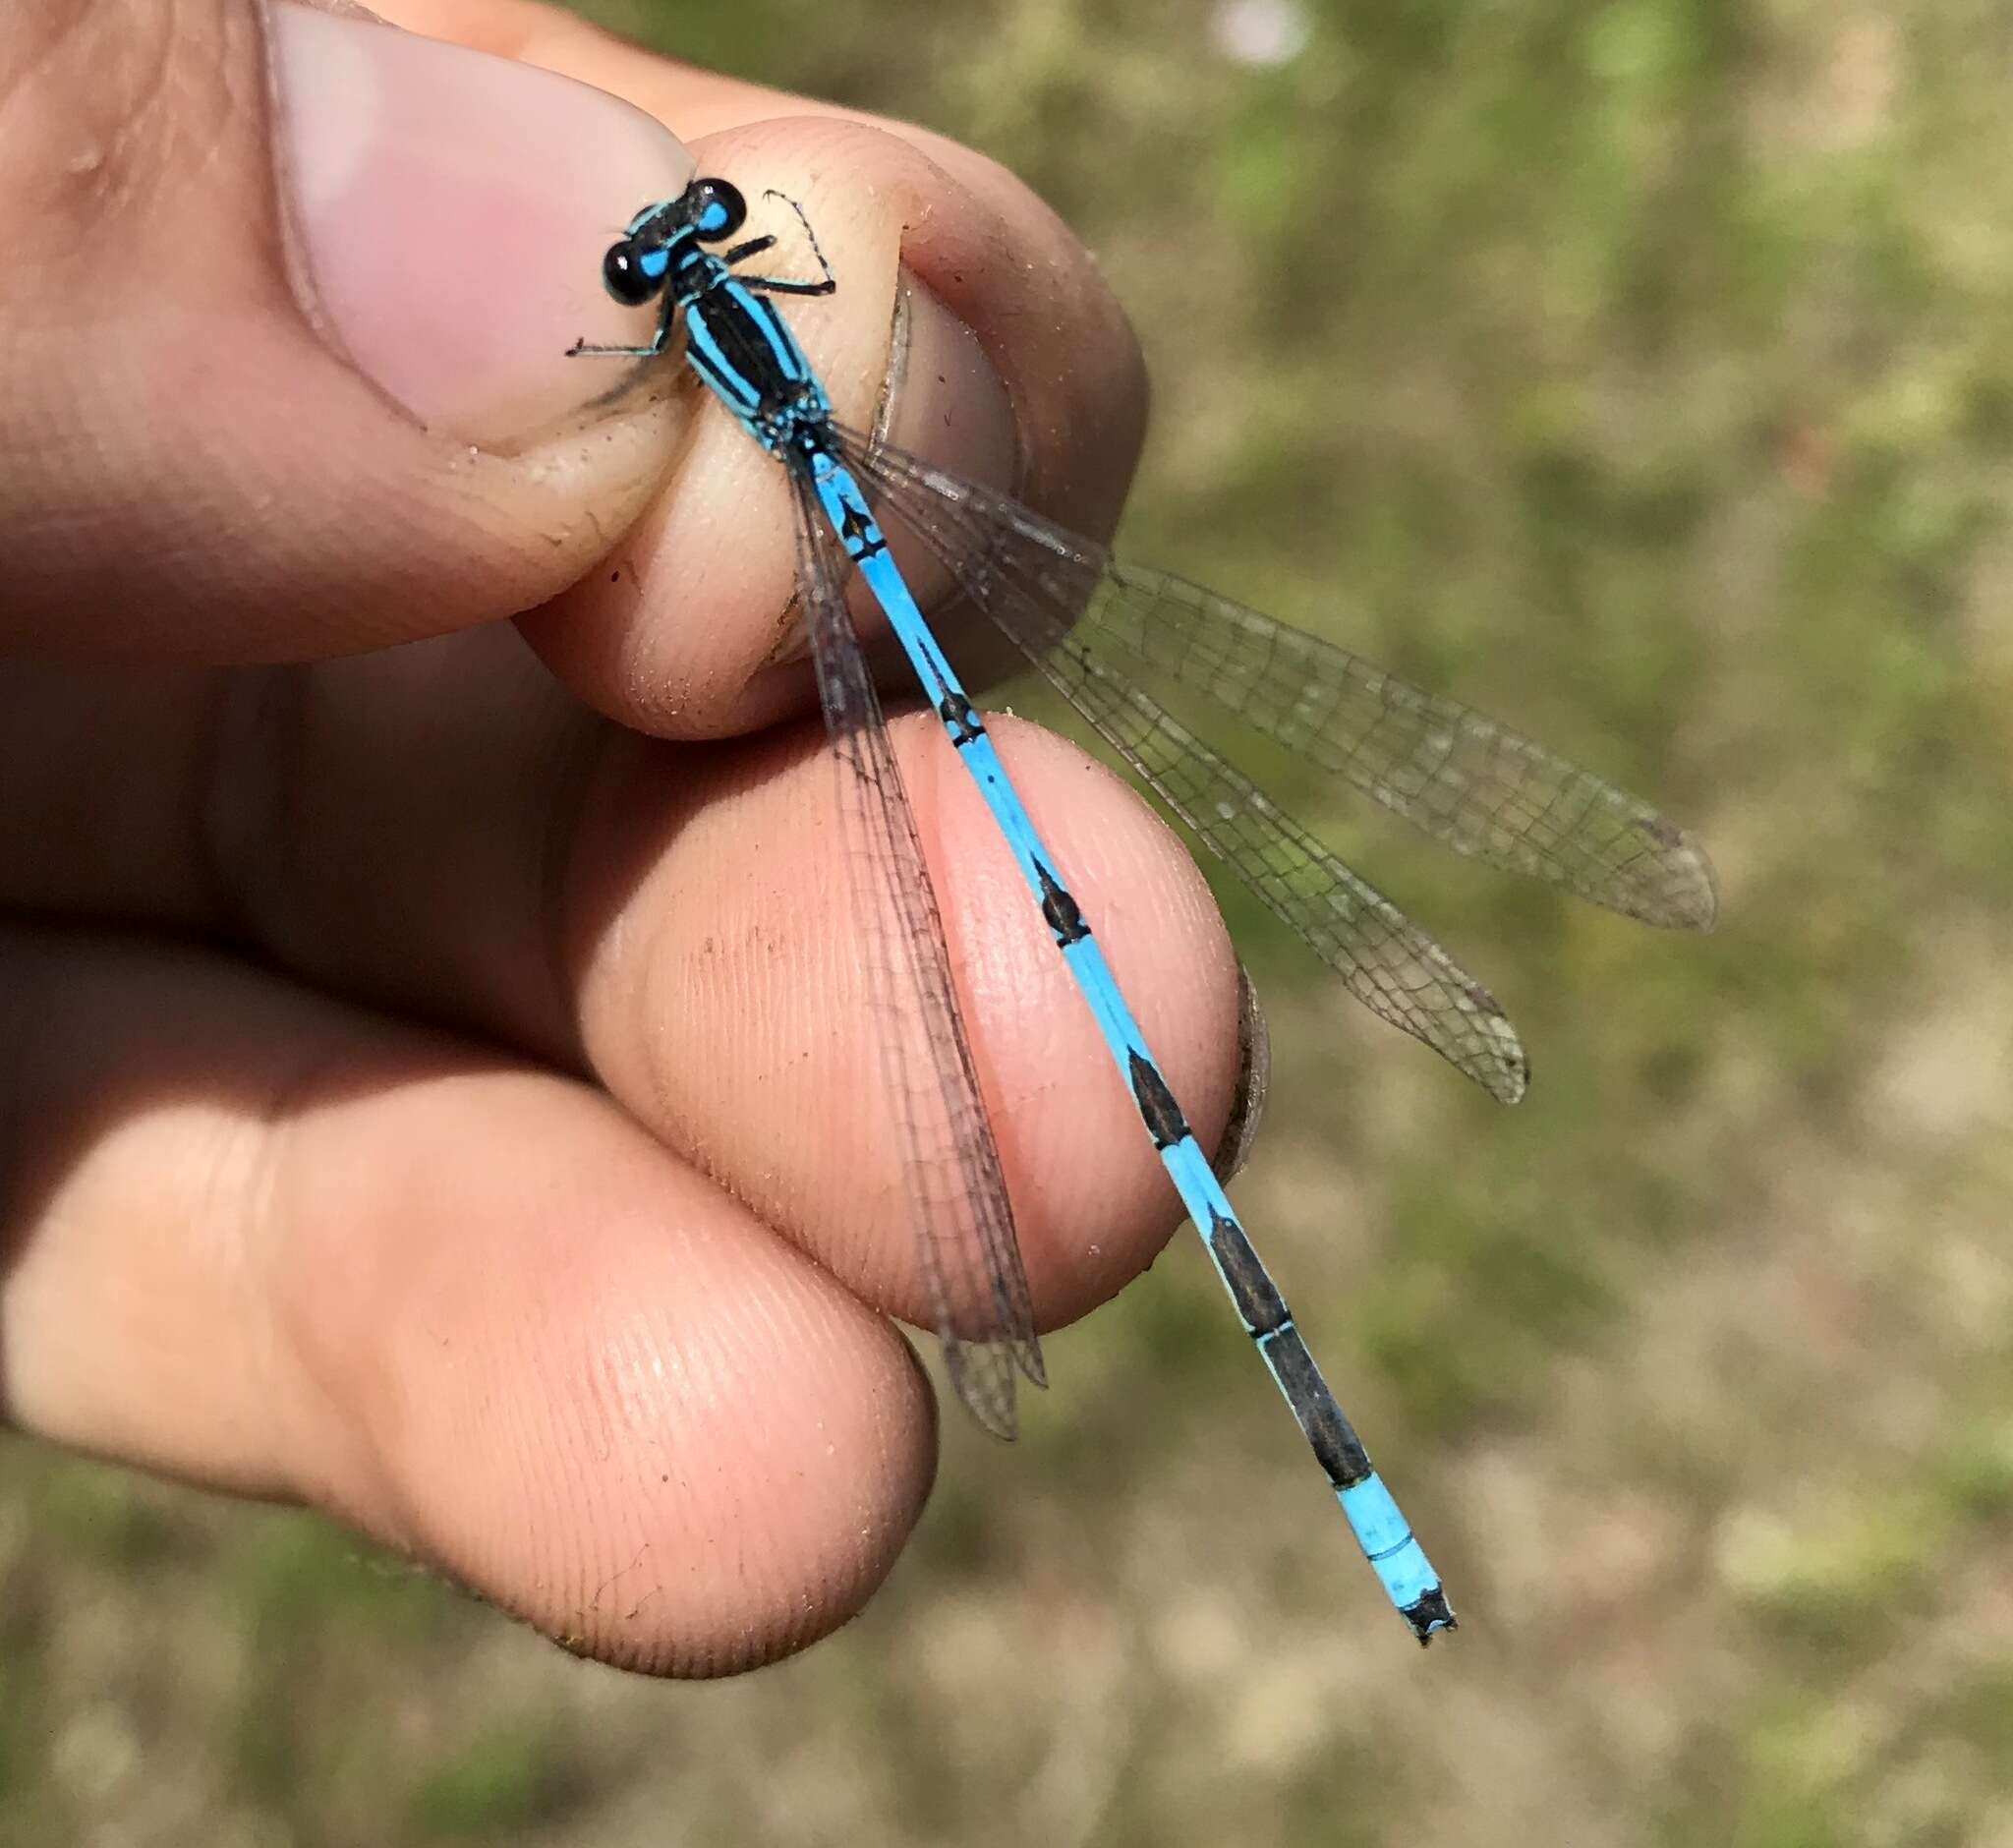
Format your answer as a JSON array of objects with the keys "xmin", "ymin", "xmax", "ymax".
[{"xmin": 569, "ymin": 176, "xmax": 1717, "ymax": 1644}]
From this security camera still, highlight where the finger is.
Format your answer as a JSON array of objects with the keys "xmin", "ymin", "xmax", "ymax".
[
  {"xmin": 391, "ymin": 0, "xmax": 1148, "ymax": 534},
  {"xmin": 520, "ymin": 113, "xmax": 1046, "ymax": 739},
  {"xmin": 389, "ymin": 37, "xmax": 1148, "ymax": 735},
  {"xmin": 564, "ymin": 704, "xmax": 1240, "ymax": 1332},
  {"xmin": 0, "ymin": 926, "xmax": 935, "ymax": 1674},
  {"xmin": 0, "ymin": 631, "xmax": 1239, "ymax": 1332},
  {"xmin": 0, "ymin": 0, "xmax": 696, "ymax": 657}
]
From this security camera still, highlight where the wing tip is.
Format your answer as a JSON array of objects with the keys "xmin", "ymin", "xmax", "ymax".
[
  {"xmin": 946, "ymin": 1335, "xmax": 1048, "ymax": 1443},
  {"xmin": 1631, "ymin": 817, "xmax": 1720, "ymax": 933},
  {"xmin": 1491, "ymin": 1056, "xmax": 1531, "ymax": 1107},
  {"xmin": 1462, "ymin": 983, "xmax": 1530, "ymax": 1106}
]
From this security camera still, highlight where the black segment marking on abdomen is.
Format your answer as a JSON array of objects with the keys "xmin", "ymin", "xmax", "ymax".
[
  {"xmin": 939, "ymin": 693, "xmax": 984, "ymax": 747},
  {"xmin": 1264, "ymin": 1326, "xmax": 1372, "ymax": 1488},
  {"xmin": 1128, "ymin": 1052, "xmax": 1190, "ymax": 1149},
  {"xmin": 1034, "ymin": 859, "xmax": 1089, "ymax": 945},
  {"xmin": 1208, "ymin": 1210, "xmax": 1289, "ymax": 1335},
  {"xmin": 837, "ymin": 502, "xmax": 888, "ymax": 559}
]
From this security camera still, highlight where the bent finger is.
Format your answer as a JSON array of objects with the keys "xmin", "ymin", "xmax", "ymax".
[
  {"xmin": 0, "ymin": 630, "xmax": 1240, "ymax": 1333},
  {"xmin": 0, "ymin": 926, "xmax": 934, "ymax": 1673},
  {"xmin": 382, "ymin": 3, "xmax": 1150, "ymax": 736}
]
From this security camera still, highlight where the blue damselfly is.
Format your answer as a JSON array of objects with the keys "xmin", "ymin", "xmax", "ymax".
[{"xmin": 569, "ymin": 177, "xmax": 1717, "ymax": 1643}]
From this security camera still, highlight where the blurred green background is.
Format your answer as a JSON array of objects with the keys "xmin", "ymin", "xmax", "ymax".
[{"xmin": 9, "ymin": 0, "xmax": 2013, "ymax": 1841}]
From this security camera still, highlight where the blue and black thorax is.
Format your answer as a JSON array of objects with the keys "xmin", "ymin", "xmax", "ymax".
[{"xmin": 589, "ymin": 177, "xmax": 836, "ymax": 458}]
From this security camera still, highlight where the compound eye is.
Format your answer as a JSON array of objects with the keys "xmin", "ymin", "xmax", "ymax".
[
  {"xmin": 690, "ymin": 178, "xmax": 747, "ymax": 240},
  {"xmin": 601, "ymin": 239, "xmax": 661, "ymax": 306}
]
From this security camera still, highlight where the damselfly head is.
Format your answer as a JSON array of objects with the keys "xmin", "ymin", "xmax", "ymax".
[{"xmin": 599, "ymin": 178, "xmax": 749, "ymax": 306}]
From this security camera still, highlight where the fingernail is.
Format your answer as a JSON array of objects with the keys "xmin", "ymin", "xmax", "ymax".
[
  {"xmin": 266, "ymin": 2, "xmax": 691, "ymax": 443},
  {"xmin": 881, "ymin": 272, "xmax": 1019, "ymax": 493},
  {"xmin": 1211, "ymin": 962, "xmax": 1271, "ymax": 1184},
  {"xmin": 868, "ymin": 272, "xmax": 1018, "ymax": 626}
]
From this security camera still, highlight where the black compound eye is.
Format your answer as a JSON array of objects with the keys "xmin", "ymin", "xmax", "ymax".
[
  {"xmin": 690, "ymin": 178, "xmax": 747, "ymax": 241},
  {"xmin": 601, "ymin": 239, "xmax": 662, "ymax": 307}
]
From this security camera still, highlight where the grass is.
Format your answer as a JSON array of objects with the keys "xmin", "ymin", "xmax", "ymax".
[{"xmin": 8, "ymin": 0, "xmax": 2013, "ymax": 1841}]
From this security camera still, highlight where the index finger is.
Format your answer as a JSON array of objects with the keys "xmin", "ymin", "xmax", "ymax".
[{"xmin": 382, "ymin": 0, "xmax": 1149, "ymax": 736}]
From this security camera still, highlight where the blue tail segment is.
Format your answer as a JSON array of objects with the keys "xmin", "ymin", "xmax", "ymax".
[{"xmin": 576, "ymin": 177, "xmax": 1767, "ymax": 1644}]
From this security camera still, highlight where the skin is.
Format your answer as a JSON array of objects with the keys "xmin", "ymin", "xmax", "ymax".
[{"xmin": 0, "ymin": 0, "xmax": 1241, "ymax": 1675}]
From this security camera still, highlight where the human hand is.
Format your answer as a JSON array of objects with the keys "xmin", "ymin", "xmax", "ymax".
[{"xmin": 0, "ymin": 0, "xmax": 1251, "ymax": 1673}]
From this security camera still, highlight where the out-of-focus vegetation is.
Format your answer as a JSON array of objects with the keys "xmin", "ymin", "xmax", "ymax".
[{"xmin": 9, "ymin": 1, "xmax": 2013, "ymax": 1841}]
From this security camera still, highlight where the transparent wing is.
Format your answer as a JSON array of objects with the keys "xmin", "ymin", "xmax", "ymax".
[
  {"xmin": 840, "ymin": 430, "xmax": 1717, "ymax": 936},
  {"xmin": 990, "ymin": 621, "xmax": 1527, "ymax": 1100},
  {"xmin": 788, "ymin": 466, "xmax": 1044, "ymax": 1437},
  {"xmin": 838, "ymin": 432, "xmax": 1538, "ymax": 1103}
]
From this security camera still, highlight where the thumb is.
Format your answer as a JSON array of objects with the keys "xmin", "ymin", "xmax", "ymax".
[{"xmin": 1, "ymin": 0, "xmax": 687, "ymax": 658}]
